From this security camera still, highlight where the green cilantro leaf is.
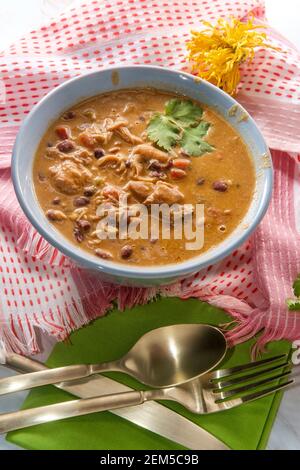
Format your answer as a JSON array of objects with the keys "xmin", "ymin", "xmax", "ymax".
[
  {"xmin": 287, "ymin": 298, "xmax": 300, "ymax": 311},
  {"xmin": 165, "ymin": 99, "xmax": 203, "ymax": 126},
  {"xmin": 146, "ymin": 98, "xmax": 212, "ymax": 154},
  {"xmin": 147, "ymin": 114, "xmax": 180, "ymax": 151},
  {"xmin": 293, "ymin": 274, "xmax": 300, "ymax": 297},
  {"xmin": 181, "ymin": 122, "xmax": 214, "ymax": 156}
]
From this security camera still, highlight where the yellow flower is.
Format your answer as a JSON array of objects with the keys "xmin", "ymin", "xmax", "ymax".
[{"xmin": 186, "ymin": 16, "xmax": 278, "ymax": 95}]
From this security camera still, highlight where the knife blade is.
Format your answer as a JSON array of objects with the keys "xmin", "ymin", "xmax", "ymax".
[{"xmin": 5, "ymin": 354, "xmax": 229, "ymax": 450}]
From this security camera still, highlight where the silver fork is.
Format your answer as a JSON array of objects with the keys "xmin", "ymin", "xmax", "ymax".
[{"xmin": 0, "ymin": 354, "xmax": 293, "ymax": 434}]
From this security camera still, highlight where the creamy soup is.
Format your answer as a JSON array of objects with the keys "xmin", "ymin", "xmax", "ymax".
[{"xmin": 33, "ymin": 89, "xmax": 255, "ymax": 266}]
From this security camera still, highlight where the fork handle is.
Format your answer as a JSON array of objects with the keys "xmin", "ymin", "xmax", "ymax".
[
  {"xmin": 0, "ymin": 390, "xmax": 145, "ymax": 434},
  {"xmin": 1, "ymin": 355, "xmax": 118, "ymax": 396}
]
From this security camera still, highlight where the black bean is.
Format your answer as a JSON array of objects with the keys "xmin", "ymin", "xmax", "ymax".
[
  {"xmin": 47, "ymin": 142, "xmax": 53, "ymax": 147},
  {"xmin": 76, "ymin": 219, "xmax": 91, "ymax": 232},
  {"xmin": 94, "ymin": 148, "xmax": 105, "ymax": 159},
  {"xmin": 196, "ymin": 177, "xmax": 205, "ymax": 186},
  {"xmin": 73, "ymin": 196, "xmax": 90, "ymax": 207},
  {"xmin": 57, "ymin": 140, "xmax": 75, "ymax": 153},
  {"xmin": 120, "ymin": 245, "xmax": 133, "ymax": 259},
  {"xmin": 95, "ymin": 248, "xmax": 113, "ymax": 260},
  {"xmin": 125, "ymin": 159, "xmax": 131, "ymax": 168},
  {"xmin": 212, "ymin": 181, "xmax": 228, "ymax": 192},
  {"xmin": 73, "ymin": 226, "xmax": 84, "ymax": 243},
  {"xmin": 83, "ymin": 185, "xmax": 97, "ymax": 197},
  {"xmin": 63, "ymin": 110, "xmax": 76, "ymax": 120},
  {"xmin": 52, "ymin": 197, "xmax": 61, "ymax": 205},
  {"xmin": 149, "ymin": 159, "xmax": 172, "ymax": 171},
  {"xmin": 148, "ymin": 160, "xmax": 162, "ymax": 171}
]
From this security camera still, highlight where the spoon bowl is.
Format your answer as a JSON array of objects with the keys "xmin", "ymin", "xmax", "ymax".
[
  {"xmin": 0, "ymin": 323, "xmax": 227, "ymax": 395},
  {"xmin": 119, "ymin": 324, "xmax": 227, "ymax": 387}
]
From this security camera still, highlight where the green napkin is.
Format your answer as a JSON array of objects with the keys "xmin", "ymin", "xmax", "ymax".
[{"xmin": 7, "ymin": 298, "xmax": 290, "ymax": 450}]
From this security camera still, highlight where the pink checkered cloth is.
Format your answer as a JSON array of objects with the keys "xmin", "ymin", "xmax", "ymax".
[{"xmin": 0, "ymin": 0, "xmax": 300, "ymax": 355}]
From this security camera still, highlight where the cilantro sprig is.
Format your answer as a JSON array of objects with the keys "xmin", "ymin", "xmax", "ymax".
[
  {"xmin": 146, "ymin": 99, "xmax": 214, "ymax": 156},
  {"xmin": 292, "ymin": 274, "xmax": 300, "ymax": 297},
  {"xmin": 287, "ymin": 299, "xmax": 300, "ymax": 311},
  {"xmin": 287, "ymin": 274, "xmax": 300, "ymax": 311},
  {"xmin": 147, "ymin": 114, "xmax": 180, "ymax": 150}
]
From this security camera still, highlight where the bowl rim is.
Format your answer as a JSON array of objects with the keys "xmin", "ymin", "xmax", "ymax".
[{"xmin": 12, "ymin": 64, "xmax": 273, "ymax": 280}]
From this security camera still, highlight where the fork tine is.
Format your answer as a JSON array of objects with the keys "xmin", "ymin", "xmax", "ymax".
[
  {"xmin": 216, "ymin": 380, "xmax": 294, "ymax": 406},
  {"xmin": 210, "ymin": 354, "xmax": 288, "ymax": 380},
  {"xmin": 216, "ymin": 369, "xmax": 292, "ymax": 399},
  {"xmin": 212, "ymin": 361, "xmax": 290, "ymax": 389}
]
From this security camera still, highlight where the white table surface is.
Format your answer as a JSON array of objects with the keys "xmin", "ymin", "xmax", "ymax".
[{"xmin": 0, "ymin": 0, "xmax": 300, "ymax": 450}]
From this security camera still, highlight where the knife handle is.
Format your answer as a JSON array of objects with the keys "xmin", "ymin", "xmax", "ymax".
[
  {"xmin": 0, "ymin": 389, "xmax": 145, "ymax": 434},
  {"xmin": 2, "ymin": 354, "xmax": 118, "ymax": 396},
  {"xmin": 5, "ymin": 354, "xmax": 47, "ymax": 373}
]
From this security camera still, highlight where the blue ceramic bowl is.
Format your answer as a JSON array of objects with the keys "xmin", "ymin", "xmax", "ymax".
[{"xmin": 12, "ymin": 66, "xmax": 273, "ymax": 286}]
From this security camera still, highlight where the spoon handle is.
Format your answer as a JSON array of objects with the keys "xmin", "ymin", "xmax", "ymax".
[
  {"xmin": 0, "ymin": 358, "xmax": 118, "ymax": 396},
  {"xmin": 0, "ymin": 390, "xmax": 145, "ymax": 434}
]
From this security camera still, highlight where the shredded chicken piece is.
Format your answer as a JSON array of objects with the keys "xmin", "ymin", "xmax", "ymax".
[
  {"xmin": 78, "ymin": 123, "xmax": 113, "ymax": 146},
  {"xmin": 132, "ymin": 144, "xmax": 170, "ymax": 162},
  {"xmin": 115, "ymin": 126, "xmax": 144, "ymax": 145},
  {"xmin": 107, "ymin": 118, "xmax": 129, "ymax": 131},
  {"xmin": 97, "ymin": 154, "xmax": 128, "ymax": 177},
  {"xmin": 59, "ymin": 153, "xmax": 83, "ymax": 165},
  {"xmin": 102, "ymin": 184, "xmax": 128, "ymax": 203},
  {"xmin": 144, "ymin": 181, "xmax": 184, "ymax": 205},
  {"xmin": 128, "ymin": 154, "xmax": 144, "ymax": 177},
  {"xmin": 45, "ymin": 147, "xmax": 61, "ymax": 159},
  {"xmin": 95, "ymin": 118, "xmax": 113, "ymax": 145},
  {"xmin": 97, "ymin": 155, "xmax": 125, "ymax": 167},
  {"xmin": 69, "ymin": 207, "xmax": 89, "ymax": 221},
  {"xmin": 115, "ymin": 160, "xmax": 127, "ymax": 174},
  {"xmin": 122, "ymin": 145, "xmax": 170, "ymax": 180},
  {"xmin": 108, "ymin": 146, "xmax": 121, "ymax": 153},
  {"xmin": 59, "ymin": 147, "xmax": 93, "ymax": 166},
  {"xmin": 133, "ymin": 175, "xmax": 156, "ymax": 182},
  {"xmin": 49, "ymin": 160, "xmax": 93, "ymax": 195},
  {"xmin": 107, "ymin": 117, "xmax": 143, "ymax": 145},
  {"xmin": 124, "ymin": 181, "xmax": 154, "ymax": 202}
]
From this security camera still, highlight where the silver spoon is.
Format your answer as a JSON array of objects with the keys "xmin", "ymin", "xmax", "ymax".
[{"xmin": 1, "ymin": 324, "xmax": 227, "ymax": 395}]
